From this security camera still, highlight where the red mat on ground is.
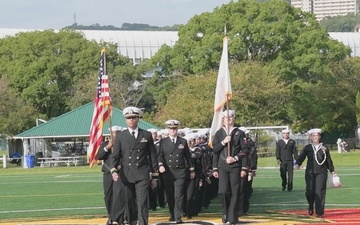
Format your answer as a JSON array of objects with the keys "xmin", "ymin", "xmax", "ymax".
[{"xmin": 284, "ymin": 208, "xmax": 360, "ymax": 225}]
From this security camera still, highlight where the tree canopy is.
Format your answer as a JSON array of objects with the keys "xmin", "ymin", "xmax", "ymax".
[
  {"xmin": 144, "ymin": 0, "xmax": 356, "ymax": 133},
  {"xmin": 1, "ymin": 0, "xmax": 360, "ymax": 137},
  {"xmin": 320, "ymin": 14, "xmax": 360, "ymax": 32},
  {"xmin": 0, "ymin": 30, "xmax": 145, "ymax": 135}
]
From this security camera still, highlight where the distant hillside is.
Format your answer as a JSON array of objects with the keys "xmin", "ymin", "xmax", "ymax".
[
  {"xmin": 63, "ymin": 23, "xmax": 180, "ymax": 31},
  {"xmin": 63, "ymin": 1, "xmax": 291, "ymax": 31}
]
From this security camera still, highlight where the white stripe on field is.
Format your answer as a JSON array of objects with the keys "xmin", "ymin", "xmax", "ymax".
[{"xmin": 0, "ymin": 206, "xmax": 104, "ymax": 214}]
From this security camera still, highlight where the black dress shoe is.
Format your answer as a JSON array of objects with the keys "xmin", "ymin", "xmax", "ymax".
[
  {"xmin": 308, "ymin": 204, "xmax": 314, "ymax": 215},
  {"xmin": 222, "ymin": 215, "xmax": 227, "ymax": 223},
  {"xmin": 308, "ymin": 209, "xmax": 314, "ymax": 215},
  {"xmin": 282, "ymin": 186, "xmax": 286, "ymax": 191},
  {"xmin": 106, "ymin": 218, "xmax": 112, "ymax": 225},
  {"xmin": 317, "ymin": 214, "xmax": 323, "ymax": 218},
  {"xmin": 169, "ymin": 216, "xmax": 175, "ymax": 221},
  {"xmin": 176, "ymin": 219, "xmax": 183, "ymax": 224}
]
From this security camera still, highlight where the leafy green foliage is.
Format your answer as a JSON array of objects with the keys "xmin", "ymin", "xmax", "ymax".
[
  {"xmin": 356, "ymin": 90, "xmax": 360, "ymax": 125},
  {"xmin": 0, "ymin": 30, "xmax": 100, "ymax": 119},
  {"xmin": 146, "ymin": 0, "xmax": 353, "ymax": 133},
  {"xmin": 320, "ymin": 14, "xmax": 360, "ymax": 32},
  {"xmin": 152, "ymin": 62, "xmax": 290, "ymax": 127},
  {"xmin": 0, "ymin": 30, "xmax": 145, "ymax": 135}
]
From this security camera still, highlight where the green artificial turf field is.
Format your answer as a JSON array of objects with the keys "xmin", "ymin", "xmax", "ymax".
[{"xmin": 0, "ymin": 150, "xmax": 359, "ymax": 222}]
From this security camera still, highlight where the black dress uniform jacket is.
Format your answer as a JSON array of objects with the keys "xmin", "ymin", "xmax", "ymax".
[
  {"xmin": 276, "ymin": 139, "xmax": 298, "ymax": 162},
  {"xmin": 111, "ymin": 128, "xmax": 158, "ymax": 182},
  {"xmin": 296, "ymin": 144, "xmax": 334, "ymax": 174},
  {"xmin": 97, "ymin": 140, "xmax": 112, "ymax": 173},
  {"xmin": 213, "ymin": 127, "xmax": 248, "ymax": 170},
  {"xmin": 158, "ymin": 137, "xmax": 193, "ymax": 179}
]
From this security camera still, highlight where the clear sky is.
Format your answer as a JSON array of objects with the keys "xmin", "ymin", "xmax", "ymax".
[{"xmin": 0, "ymin": 0, "xmax": 232, "ymax": 29}]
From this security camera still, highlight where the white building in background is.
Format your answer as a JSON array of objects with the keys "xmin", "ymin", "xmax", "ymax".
[
  {"xmin": 2, "ymin": 29, "xmax": 360, "ymax": 61},
  {"xmin": 291, "ymin": 0, "xmax": 357, "ymax": 21},
  {"xmin": 328, "ymin": 32, "xmax": 360, "ymax": 56},
  {"xmin": 0, "ymin": 29, "xmax": 179, "ymax": 65}
]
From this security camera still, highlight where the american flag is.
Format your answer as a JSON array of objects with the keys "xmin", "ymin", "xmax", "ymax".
[{"xmin": 88, "ymin": 48, "xmax": 112, "ymax": 167}]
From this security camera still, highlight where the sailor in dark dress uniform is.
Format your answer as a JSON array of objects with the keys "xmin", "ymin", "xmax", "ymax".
[
  {"xmin": 276, "ymin": 129, "xmax": 298, "ymax": 191},
  {"xmin": 212, "ymin": 110, "xmax": 248, "ymax": 225},
  {"xmin": 294, "ymin": 128, "xmax": 337, "ymax": 218},
  {"xmin": 158, "ymin": 119, "xmax": 195, "ymax": 224},
  {"xmin": 97, "ymin": 125, "xmax": 123, "ymax": 225},
  {"xmin": 110, "ymin": 107, "xmax": 159, "ymax": 225}
]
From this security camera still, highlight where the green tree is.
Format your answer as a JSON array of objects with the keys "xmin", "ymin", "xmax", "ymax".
[
  {"xmin": 357, "ymin": 90, "xmax": 360, "ymax": 125},
  {"xmin": 152, "ymin": 0, "xmax": 349, "ymax": 78},
  {"xmin": 0, "ymin": 29, "xmax": 100, "ymax": 120},
  {"xmin": 153, "ymin": 62, "xmax": 290, "ymax": 128},
  {"xmin": 69, "ymin": 44, "xmax": 149, "ymax": 110},
  {"xmin": 289, "ymin": 57, "xmax": 360, "ymax": 133},
  {"xmin": 320, "ymin": 14, "xmax": 360, "ymax": 32},
  {"xmin": 0, "ymin": 77, "xmax": 38, "ymax": 136}
]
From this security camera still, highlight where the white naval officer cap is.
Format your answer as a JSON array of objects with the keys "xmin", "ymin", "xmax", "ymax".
[
  {"xmin": 165, "ymin": 119, "xmax": 181, "ymax": 129},
  {"xmin": 123, "ymin": 106, "xmax": 143, "ymax": 118},
  {"xmin": 111, "ymin": 125, "xmax": 123, "ymax": 132},
  {"xmin": 222, "ymin": 109, "xmax": 236, "ymax": 118},
  {"xmin": 308, "ymin": 128, "xmax": 322, "ymax": 135}
]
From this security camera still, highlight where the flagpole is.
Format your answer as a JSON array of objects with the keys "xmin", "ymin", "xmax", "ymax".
[
  {"xmin": 226, "ymin": 96, "xmax": 231, "ymax": 157},
  {"xmin": 223, "ymin": 27, "xmax": 231, "ymax": 157},
  {"xmin": 103, "ymin": 48, "xmax": 115, "ymax": 145},
  {"xmin": 102, "ymin": 48, "xmax": 107, "ymax": 75}
]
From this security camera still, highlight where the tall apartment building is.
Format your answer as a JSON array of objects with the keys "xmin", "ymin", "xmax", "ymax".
[{"xmin": 291, "ymin": 0, "xmax": 357, "ymax": 21}]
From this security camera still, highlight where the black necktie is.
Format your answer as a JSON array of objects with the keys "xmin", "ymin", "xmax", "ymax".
[
  {"xmin": 132, "ymin": 131, "xmax": 136, "ymax": 139},
  {"xmin": 172, "ymin": 139, "xmax": 175, "ymax": 144}
]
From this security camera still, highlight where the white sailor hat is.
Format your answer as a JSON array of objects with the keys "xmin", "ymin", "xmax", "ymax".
[
  {"xmin": 245, "ymin": 129, "xmax": 250, "ymax": 134},
  {"xmin": 222, "ymin": 110, "xmax": 236, "ymax": 118},
  {"xmin": 161, "ymin": 129, "xmax": 169, "ymax": 135},
  {"xmin": 238, "ymin": 126, "xmax": 246, "ymax": 132},
  {"xmin": 199, "ymin": 133, "xmax": 207, "ymax": 139},
  {"xmin": 110, "ymin": 125, "xmax": 123, "ymax": 132},
  {"xmin": 281, "ymin": 129, "xmax": 290, "ymax": 133},
  {"xmin": 147, "ymin": 128, "xmax": 158, "ymax": 134},
  {"xmin": 123, "ymin": 106, "xmax": 143, "ymax": 118},
  {"xmin": 308, "ymin": 128, "xmax": 322, "ymax": 135},
  {"xmin": 182, "ymin": 127, "xmax": 193, "ymax": 134},
  {"xmin": 184, "ymin": 134, "xmax": 195, "ymax": 141},
  {"xmin": 165, "ymin": 119, "xmax": 181, "ymax": 128}
]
